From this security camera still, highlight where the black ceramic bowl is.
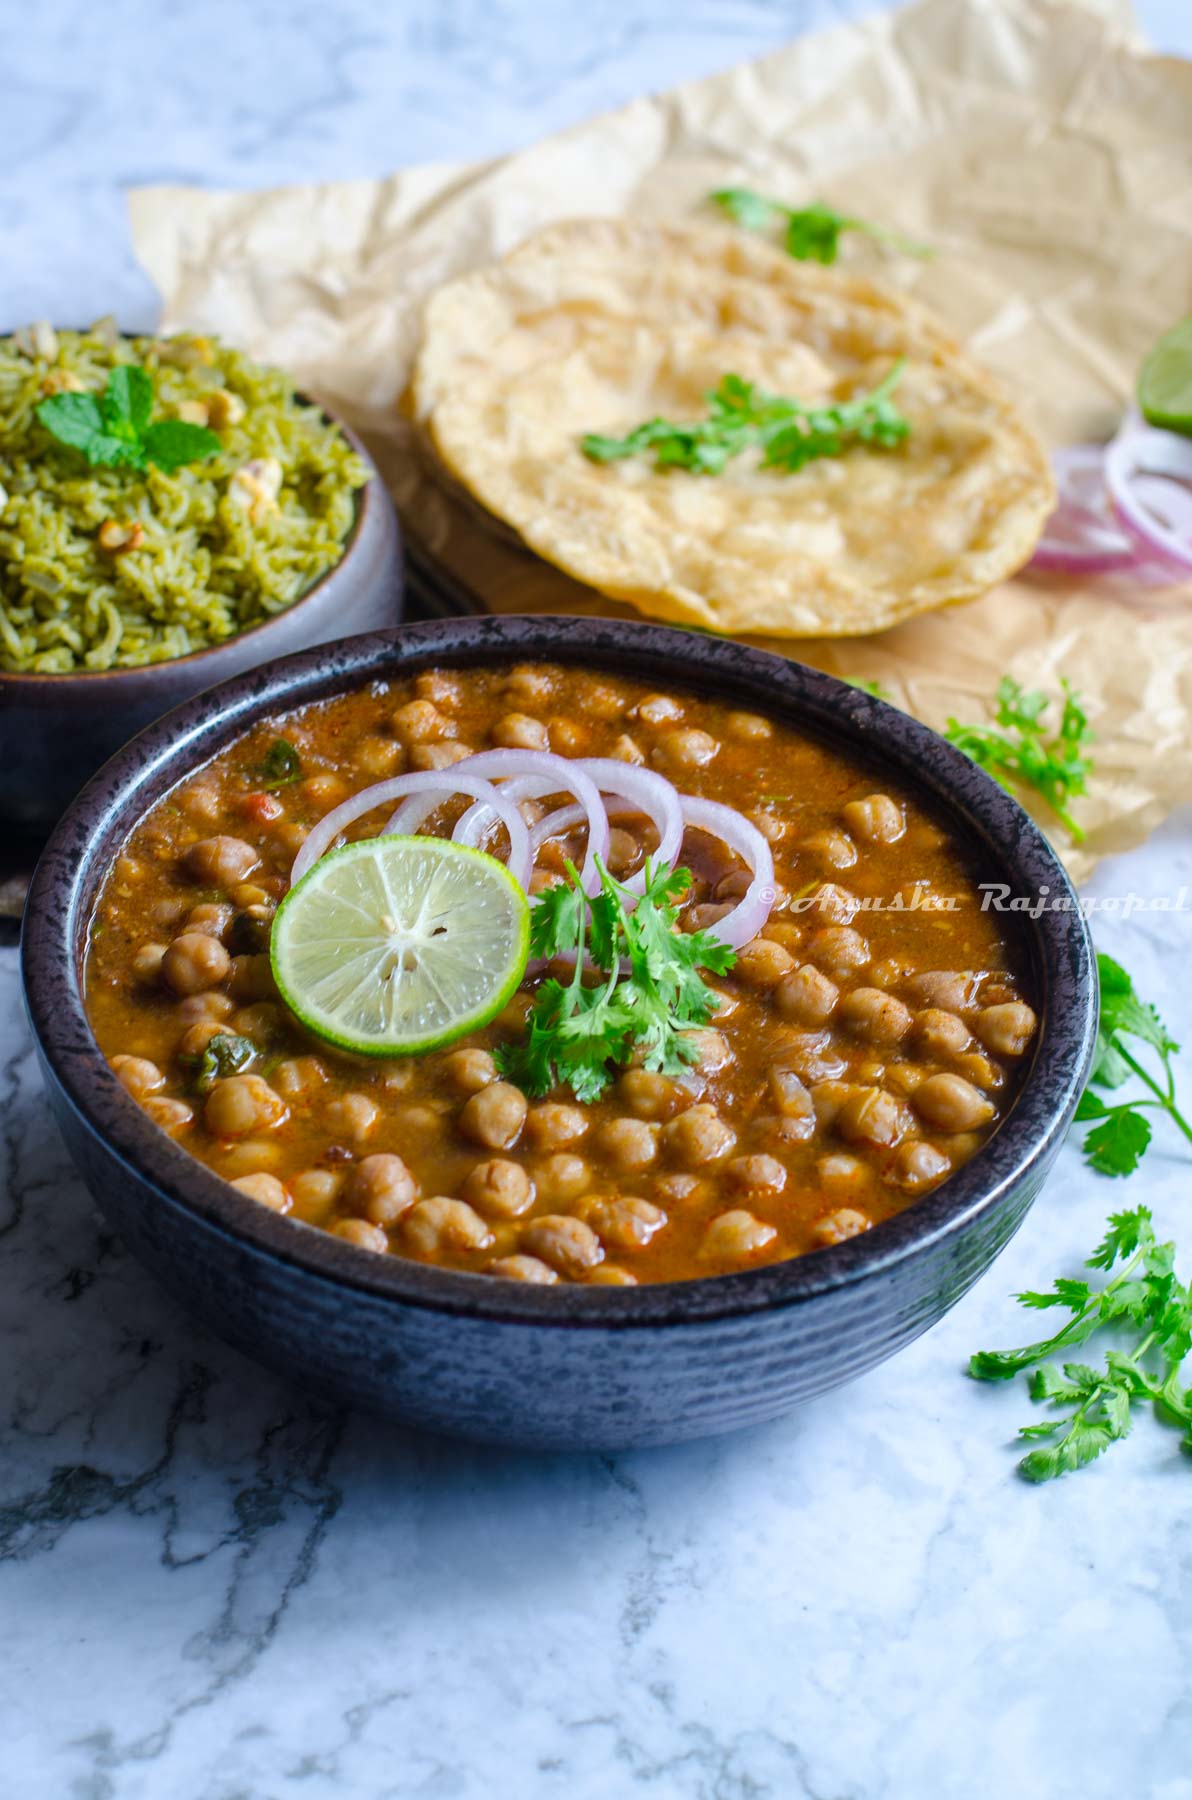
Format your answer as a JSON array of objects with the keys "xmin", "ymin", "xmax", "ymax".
[
  {"xmin": 1, "ymin": 418, "xmax": 403, "ymax": 831},
  {"xmin": 21, "ymin": 616, "xmax": 1096, "ymax": 1450}
]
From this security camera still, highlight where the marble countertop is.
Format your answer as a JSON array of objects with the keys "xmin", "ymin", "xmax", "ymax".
[{"xmin": 4, "ymin": 4, "xmax": 1192, "ymax": 1796}]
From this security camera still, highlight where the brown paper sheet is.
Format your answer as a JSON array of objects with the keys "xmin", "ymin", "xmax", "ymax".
[{"xmin": 128, "ymin": 0, "xmax": 1192, "ymax": 883}]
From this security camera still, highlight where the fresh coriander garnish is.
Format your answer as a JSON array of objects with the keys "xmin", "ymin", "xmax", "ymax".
[
  {"xmin": 582, "ymin": 364, "xmax": 909, "ymax": 477},
  {"xmin": 258, "ymin": 737, "xmax": 303, "ymax": 790},
  {"xmin": 843, "ymin": 676, "xmax": 893, "ymax": 701},
  {"xmin": 944, "ymin": 676, "xmax": 1093, "ymax": 843},
  {"xmin": 494, "ymin": 857, "xmax": 735, "ymax": 1103},
  {"xmin": 710, "ymin": 188, "xmax": 931, "ymax": 265},
  {"xmin": 970, "ymin": 1206, "xmax": 1192, "ymax": 1482},
  {"xmin": 1073, "ymin": 953, "xmax": 1192, "ymax": 1176},
  {"xmin": 181, "ymin": 1032, "xmax": 256, "ymax": 1093},
  {"xmin": 36, "ymin": 363, "xmax": 222, "ymax": 474}
]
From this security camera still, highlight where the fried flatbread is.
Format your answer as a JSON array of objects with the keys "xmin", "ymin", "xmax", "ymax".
[{"xmin": 410, "ymin": 220, "xmax": 1054, "ymax": 637}]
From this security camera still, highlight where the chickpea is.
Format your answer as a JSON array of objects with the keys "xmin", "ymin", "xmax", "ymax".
[
  {"xmin": 805, "ymin": 926, "xmax": 870, "ymax": 982},
  {"xmin": 810, "ymin": 1081, "xmax": 860, "ymax": 1129},
  {"xmin": 228, "ymin": 954, "xmax": 276, "ymax": 1002},
  {"xmin": 867, "ymin": 956, "xmax": 914, "ymax": 992},
  {"xmin": 758, "ymin": 920, "xmax": 803, "ymax": 953},
  {"xmin": 912, "ymin": 1072, "xmax": 995, "ymax": 1133},
  {"xmin": 893, "ymin": 1141, "xmax": 951, "ymax": 1192},
  {"xmin": 774, "ymin": 1029, "xmax": 847, "ymax": 1085},
  {"xmin": 700, "ymin": 1210, "xmax": 777, "ymax": 1261},
  {"xmin": 487, "ymin": 1254, "xmax": 559, "ymax": 1285},
  {"xmin": 132, "ymin": 942, "xmax": 167, "ymax": 984},
  {"xmin": 816, "ymin": 1155, "xmax": 872, "ymax": 1203},
  {"xmin": 162, "ymin": 932, "xmax": 232, "ymax": 996},
  {"xmin": 617, "ymin": 1068, "xmax": 681, "ymax": 1120},
  {"xmin": 176, "ymin": 991, "xmax": 236, "ymax": 1025},
  {"xmin": 726, "ymin": 1154, "xmax": 787, "ymax": 1195},
  {"xmin": 355, "ymin": 736, "xmax": 404, "ymax": 780},
  {"xmin": 525, "ymin": 1102, "xmax": 589, "ymax": 1152},
  {"xmin": 748, "ymin": 810, "xmax": 787, "ymax": 846},
  {"xmin": 325, "ymin": 1092, "xmax": 380, "ymax": 1145},
  {"xmin": 885, "ymin": 1061, "xmax": 929, "ymax": 1097},
  {"xmin": 841, "ymin": 794, "xmax": 905, "ymax": 844},
  {"xmin": 679, "ymin": 1028, "xmax": 730, "ymax": 1073},
  {"xmin": 220, "ymin": 1140, "xmax": 286, "ymax": 1181},
  {"xmin": 813, "ymin": 1206, "xmax": 872, "ymax": 1247},
  {"xmin": 184, "ymin": 835, "xmax": 260, "ymax": 889},
  {"xmin": 605, "ymin": 827, "xmax": 642, "ymax": 879},
  {"xmin": 230, "ymin": 1172, "xmax": 290, "ymax": 1212},
  {"xmin": 636, "ymin": 694, "xmax": 683, "ymax": 726},
  {"xmin": 768, "ymin": 1065, "xmax": 815, "ymax": 1123},
  {"xmin": 410, "ymin": 742, "xmax": 474, "ymax": 772},
  {"xmin": 734, "ymin": 936, "xmax": 795, "ymax": 990},
  {"xmin": 662, "ymin": 1104, "xmax": 736, "ymax": 1167},
  {"xmin": 543, "ymin": 717, "xmax": 584, "ymax": 756},
  {"xmin": 502, "ymin": 667, "xmax": 554, "ymax": 704},
  {"xmin": 975, "ymin": 1002, "xmax": 1037, "ymax": 1057},
  {"xmin": 270, "ymin": 822, "xmax": 309, "ymax": 864},
  {"xmin": 905, "ymin": 971, "xmax": 981, "ymax": 1012},
  {"xmin": 776, "ymin": 963, "xmax": 839, "ymax": 1026},
  {"xmin": 686, "ymin": 902, "xmax": 733, "ymax": 932},
  {"xmin": 582, "ymin": 1194, "xmax": 666, "ymax": 1251},
  {"xmin": 110, "ymin": 1054, "xmax": 164, "ymax": 1100},
  {"xmin": 204, "ymin": 1073, "xmax": 288, "ymax": 1139},
  {"xmin": 402, "ymin": 1197, "xmax": 494, "ymax": 1256},
  {"xmin": 290, "ymin": 1168, "xmax": 344, "ymax": 1223},
  {"xmin": 177, "ymin": 1019, "xmax": 235, "ymax": 1059},
  {"xmin": 141, "ymin": 1096, "xmax": 195, "ymax": 1136},
  {"xmin": 810, "ymin": 883, "xmax": 859, "ymax": 927},
  {"xmin": 443, "ymin": 1048, "xmax": 497, "ymax": 1095},
  {"xmin": 725, "ymin": 710, "xmax": 771, "ymax": 741},
  {"xmin": 415, "ymin": 670, "xmax": 461, "ymax": 706},
  {"xmin": 392, "ymin": 699, "xmax": 455, "ymax": 744},
  {"xmin": 347, "ymin": 1154, "xmax": 417, "ymax": 1226},
  {"xmin": 912, "ymin": 1008, "xmax": 971, "ymax": 1060},
  {"xmin": 587, "ymin": 1266, "xmax": 639, "ymax": 1286},
  {"xmin": 520, "ymin": 1214, "xmax": 603, "ymax": 1278},
  {"xmin": 801, "ymin": 830, "xmax": 857, "ymax": 870},
  {"xmin": 271, "ymin": 1056, "xmax": 329, "ymax": 1102},
  {"xmin": 839, "ymin": 987, "xmax": 913, "ymax": 1046},
  {"xmin": 653, "ymin": 1172, "xmax": 705, "ymax": 1206},
  {"xmin": 610, "ymin": 734, "xmax": 645, "ymax": 766},
  {"xmin": 377, "ymin": 1062, "xmax": 415, "ymax": 1094},
  {"xmin": 300, "ymin": 772, "xmax": 350, "ymax": 815},
  {"xmin": 231, "ymin": 1002, "xmax": 285, "ymax": 1042},
  {"xmin": 596, "ymin": 1117, "xmax": 659, "ymax": 1172},
  {"xmin": 460, "ymin": 1081, "xmax": 527, "ymax": 1150},
  {"xmin": 533, "ymin": 1153, "xmax": 592, "ymax": 1205},
  {"xmin": 954, "ymin": 1051, "xmax": 1004, "ymax": 1092},
  {"xmin": 179, "ymin": 777, "xmax": 224, "ymax": 826},
  {"xmin": 493, "ymin": 712, "xmax": 549, "ymax": 750},
  {"xmin": 333, "ymin": 1218, "xmax": 389, "ymax": 1254},
  {"xmin": 464, "ymin": 1158, "xmax": 536, "ymax": 1218},
  {"xmin": 651, "ymin": 728, "xmax": 719, "ymax": 774},
  {"xmin": 753, "ymin": 1112, "xmax": 816, "ymax": 1151},
  {"xmin": 836, "ymin": 1087, "xmax": 909, "ymax": 1151}
]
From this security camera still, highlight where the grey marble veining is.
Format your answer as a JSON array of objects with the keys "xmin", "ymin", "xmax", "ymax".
[{"xmin": 4, "ymin": 4, "xmax": 1192, "ymax": 1797}]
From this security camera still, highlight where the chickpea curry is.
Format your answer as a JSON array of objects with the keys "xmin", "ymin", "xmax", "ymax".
[{"xmin": 85, "ymin": 661, "xmax": 1039, "ymax": 1288}]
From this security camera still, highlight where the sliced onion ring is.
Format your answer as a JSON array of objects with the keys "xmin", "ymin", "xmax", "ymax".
[
  {"xmin": 290, "ymin": 771, "xmax": 533, "ymax": 891},
  {"xmin": 679, "ymin": 796, "xmax": 776, "ymax": 950},
  {"xmin": 386, "ymin": 750, "xmax": 609, "ymax": 896},
  {"xmin": 1105, "ymin": 413, "xmax": 1192, "ymax": 577},
  {"xmin": 1030, "ymin": 444, "xmax": 1139, "ymax": 575},
  {"xmin": 573, "ymin": 759, "xmax": 685, "ymax": 896}
]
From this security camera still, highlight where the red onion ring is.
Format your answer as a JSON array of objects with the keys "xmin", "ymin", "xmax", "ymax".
[
  {"xmin": 1030, "ymin": 444, "xmax": 1139, "ymax": 575},
  {"xmin": 1104, "ymin": 413, "xmax": 1192, "ymax": 577},
  {"xmin": 573, "ymin": 759, "xmax": 685, "ymax": 896},
  {"xmin": 386, "ymin": 750, "xmax": 609, "ymax": 896},
  {"xmin": 680, "ymin": 796, "xmax": 776, "ymax": 950},
  {"xmin": 290, "ymin": 772, "xmax": 533, "ymax": 891}
]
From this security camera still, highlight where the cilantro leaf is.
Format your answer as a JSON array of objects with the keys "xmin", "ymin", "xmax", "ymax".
[
  {"xmin": 181, "ymin": 1032, "xmax": 255, "ymax": 1093},
  {"xmin": 1082, "ymin": 1109, "xmax": 1153, "ymax": 1177},
  {"xmin": 1074, "ymin": 956, "xmax": 1192, "ymax": 1174},
  {"xmin": 257, "ymin": 737, "xmax": 303, "ymax": 791},
  {"xmin": 710, "ymin": 187, "xmax": 931, "ymax": 264},
  {"xmin": 944, "ymin": 676, "xmax": 1093, "ymax": 843},
  {"xmin": 494, "ymin": 855, "xmax": 735, "ymax": 1102},
  {"xmin": 582, "ymin": 365, "xmax": 909, "ymax": 478}
]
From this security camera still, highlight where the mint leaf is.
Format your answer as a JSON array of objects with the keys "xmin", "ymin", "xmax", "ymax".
[
  {"xmin": 35, "ymin": 390, "xmax": 105, "ymax": 453},
  {"xmin": 141, "ymin": 418, "xmax": 222, "ymax": 472},
  {"xmin": 104, "ymin": 364, "xmax": 153, "ymax": 432}
]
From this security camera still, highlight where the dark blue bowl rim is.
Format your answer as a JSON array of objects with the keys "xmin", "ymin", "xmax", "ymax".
[{"xmin": 21, "ymin": 613, "xmax": 1098, "ymax": 1330}]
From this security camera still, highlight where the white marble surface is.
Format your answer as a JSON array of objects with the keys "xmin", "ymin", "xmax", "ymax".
[{"xmin": 4, "ymin": 4, "xmax": 1192, "ymax": 1796}]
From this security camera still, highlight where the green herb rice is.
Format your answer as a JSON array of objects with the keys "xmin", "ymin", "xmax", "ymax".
[{"xmin": 0, "ymin": 322, "xmax": 369, "ymax": 672}]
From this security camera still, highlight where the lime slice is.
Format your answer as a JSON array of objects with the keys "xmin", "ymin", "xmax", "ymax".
[
  {"xmin": 270, "ymin": 835, "xmax": 530, "ymax": 1057},
  {"xmin": 1138, "ymin": 317, "xmax": 1192, "ymax": 434}
]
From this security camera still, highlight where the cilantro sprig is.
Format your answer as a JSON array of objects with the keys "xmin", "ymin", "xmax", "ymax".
[
  {"xmin": 711, "ymin": 188, "xmax": 931, "ymax": 265},
  {"xmin": 495, "ymin": 857, "xmax": 735, "ymax": 1103},
  {"xmin": 257, "ymin": 738, "xmax": 304, "ymax": 791},
  {"xmin": 180, "ymin": 1032, "xmax": 255, "ymax": 1093},
  {"xmin": 36, "ymin": 363, "xmax": 222, "ymax": 474},
  {"xmin": 944, "ymin": 677, "xmax": 1093, "ymax": 843},
  {"xmin": 1074, "ymin": 953, "xmax": 1192, "ymax": 1177},
  {"xmin": 970, "ymin": 1207, "xmax": 1192, "ymax": 1481},
  {"xmin": 582, "ymin": 364, "xmax": 909, "ymax": 477}
]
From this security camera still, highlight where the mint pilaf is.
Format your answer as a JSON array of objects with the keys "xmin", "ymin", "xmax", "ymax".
[{"xmin": 0, "ymin": 322, "xmax": 368, "ymax": 672}]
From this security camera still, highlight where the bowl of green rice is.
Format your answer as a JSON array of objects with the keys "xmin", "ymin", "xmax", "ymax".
[{"xmin": 1, "ymin": 321, "xmax": 403, "ymax": 828}]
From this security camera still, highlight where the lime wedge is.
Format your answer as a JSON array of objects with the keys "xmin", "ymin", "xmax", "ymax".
[
  {"xmin": 270, "ymin": 835, "xmax": 530, "ymax": 1057},
  {"xmin": 1138, "ymin": 317, "xmax": 1192, "ymax": 434}
]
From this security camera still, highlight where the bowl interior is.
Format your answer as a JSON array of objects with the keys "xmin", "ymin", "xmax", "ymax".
[{"xmin": 22, "ymin": 614, "xmax": 1097, "ymax": 1327}]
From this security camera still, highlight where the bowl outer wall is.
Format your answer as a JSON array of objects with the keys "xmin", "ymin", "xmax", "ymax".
[
  {"xmin": 1, "ymin": 420, "xmax": 404, "ymax": 829},
  {"xmin": 21, "ymin": 615, "xmax": 1097, "ymax": 1448}
]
